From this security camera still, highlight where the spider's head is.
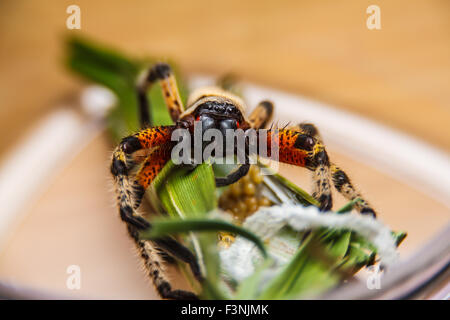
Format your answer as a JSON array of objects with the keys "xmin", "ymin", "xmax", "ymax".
[
  {"xmin": 193, "ymin": 100, "xmax": 244, "ymax": 136},
  {"xmin": 180, "ymin": 87, "xmax": 251, "ymax": 135}
]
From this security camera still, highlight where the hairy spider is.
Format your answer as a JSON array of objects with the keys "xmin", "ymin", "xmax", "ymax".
[{"xmin": 110, "ymin": 63, "xmax": 376, "ymax": 300}]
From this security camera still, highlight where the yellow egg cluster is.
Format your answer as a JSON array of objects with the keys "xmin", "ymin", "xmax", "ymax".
[{"xmin": 218, "ymin": 165, "xmax": 273, "ymax": 247}]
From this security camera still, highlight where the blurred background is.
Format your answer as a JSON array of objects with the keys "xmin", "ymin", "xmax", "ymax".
[{"xmin": 0, "ymin": 0, "xmax": 449, "ymax": 299}]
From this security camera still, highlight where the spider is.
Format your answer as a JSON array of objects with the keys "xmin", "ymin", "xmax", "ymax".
[{"xmin": 110, "ymin": 63, "xmax": 376, "ymax": 300}]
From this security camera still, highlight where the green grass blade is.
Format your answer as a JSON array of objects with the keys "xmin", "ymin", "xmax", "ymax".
[
  {"xmin": 336, "ymin": 198, "xmax": 362, "ymax": 213},
  {"xmin": 149, "ymin": 159, "xmax": 228, "ymax": 299},
  {"xmin": 392, "ymin": 231, "xmax": 407, "ymax": 246},
  {"xmin": 258, "ymin": 234, "xmax": 313, "ymax": 299},
  {"xmin": 273, "ymin": 173, "xmax": 319, "ymax": 206},
  {"xmin": 235, "ymin": 259, "xmax": 275, "ymax": 299},
  {"xmin": 140, "ymin": 218, "xmax": 267, "ymax": 258},
  {"xmin": 153, "ymin": 161, "xmax": 217, "ymax": 219},
  {"xmin": 66, "ymin": 35, "xmax": 188, "ymax": 136},
  {"xmin": 257, "ymin": 230, "xmax": 356, "ymax": 299}
]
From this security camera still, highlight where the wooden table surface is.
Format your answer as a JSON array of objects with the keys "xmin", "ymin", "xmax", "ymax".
[{"xmin": 1, "ymin": 0, "xmax": 449, "ymax": 156}]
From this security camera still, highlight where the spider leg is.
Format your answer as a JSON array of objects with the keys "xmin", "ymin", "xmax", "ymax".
[
  {"xmin": 260, "ymin": 127, "xmax": 333, "ymax": 210},
  {"xmin": 137, "ymin": 63, "xmax": 185, "ymax": 127},
  {"xmin": 294, "ymin": 123, "xmax": 322, "ymax": 141},
  {"xmin": 153, "ymin": 237, "xmax": 203, "ymax": 282},
  {"xmin": 309, "ymin": 144, "xmax": 333, "ymax": 211},
  {"xmin": 330, "ymin": 164, "xmax": 376, "ymax": 217},
  {"xmin": 248, "ymin": 100, "xmax": 274, "ymax": 129},
  {"xmin": 289, "ymin": 123, "xmax": 376, "ymax": 216},
  {"xmin": 132, "ymin": 146, "xmax": 173, "ymax": 208},
  {"xmin": 127, "ymin": 225, "xmax": 198, "ymax": 300},
  {"xmin": 110, "ymin": 126, "xmax": 176, "ymax": 229},
  {"xmin": 112, "ymin": 137, "xmax": 202, "ymax": 299},
  {"xmin": 157, "ymin": 250, "xmax": 177, "ymax": 264}
]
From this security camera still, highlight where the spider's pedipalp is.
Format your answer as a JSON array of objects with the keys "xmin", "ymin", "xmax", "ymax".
[
  {"xmin": 214, "ymin": 142, "xmax": 251, "ymax": 187},
  {"xmin": 215, "ymin": 163, "xmax": 251, "ymax": 187},
  {"xmin": 137, "ymin": 63, "xmax": 185, "ymax": 126}
]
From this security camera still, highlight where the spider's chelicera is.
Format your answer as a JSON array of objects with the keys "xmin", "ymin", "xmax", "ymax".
[
  {"xmin": 110, "ymin": 63, "xmax": 376, "ymax": 300},
  {"xmin": 170, "ymin": 123, "xmax": 278, "ymax": 166}
]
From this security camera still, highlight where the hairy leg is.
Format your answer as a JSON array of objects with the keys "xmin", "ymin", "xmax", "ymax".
[
  {"xmin": 112, "ymin": 139, "xmax": 202, "ymax": 298},
  {"xmin": 248, "ymin": 100, "xmax": 274, "ymax": 130},
  {"xmin": 310, "ymin": 145, "xmax": 333, "ymax": 211},
  {"xmin": 137, "ymin": 63, "xmax": 185, "ymax": 127},
  {"xmin": 330, "ymin": 164, "xmax": 376, "ymax": 217},
  {"xmin": 261, "ymin": 127, "xmax": 333, "ymax": 210},
  {"xmin": 290, "ymin": 123, "xmax": 376, "ymax": 216},
  {"xmin": 110, "ymin": 126, "xmax": 176, "ymax": 229},
  {"xmin": 127, "ymin": 225, "xmax": 198, "ymax": 300}
]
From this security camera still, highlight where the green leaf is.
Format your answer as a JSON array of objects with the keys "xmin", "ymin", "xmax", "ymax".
[
  {"xmin": 140, "ymin": 218, "xmax": 267, "ymax": 258},
  {"xmin": 339, "ymin": 242, "xmax": 375, "ymax": 273},
  {"xmin": 66, "ymin": 35, "xmax": 188, "ymax": 141},
  {"xmin": 271, "ymin": 173, "xmax": 319, "ymax": 206},
  {"xmin": 149, "ymin": 160, "xmax": 221, "ymax": 298},
  {"xmin": 235, "ymin": 259, "xmax": 275, "ymax": 299},
  {"xmin": 257, "ymin": 233, "xmax": 338, "ymax": 299},
  {"xmin": 336, "ymin": 197, "xmax": 362, "ymax": 213},
  {"xmin": 153, "ymin": 161, "xmax": 217, "ymax": 219},
  {"xmin": 392, "ymin": 231, "xmax": 407, "ymax": 246},
  {"xmin": 66, "ymin": 35, "xmax": 141, "ymax": 86},
  {"xmin": 325, "ymin": 231, "xmax": 352, "ymax": 260}
]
